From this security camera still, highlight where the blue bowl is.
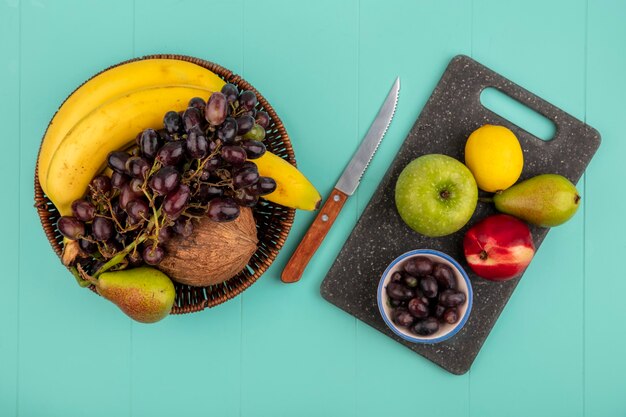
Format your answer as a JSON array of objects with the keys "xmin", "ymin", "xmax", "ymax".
[{"xmin": 377, "ymin": 249, "xmax": 473, "ymax": 344}]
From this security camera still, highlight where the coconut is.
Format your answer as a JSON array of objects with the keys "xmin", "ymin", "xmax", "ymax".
[{"xmin": 158, "ymin": 207, "xmax": 258, "ymax": 287}]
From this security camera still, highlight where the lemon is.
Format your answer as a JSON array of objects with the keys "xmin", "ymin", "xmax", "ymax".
[{"xmin": 464, "ymin": 125, "xmax": 523, "ymax": 192}]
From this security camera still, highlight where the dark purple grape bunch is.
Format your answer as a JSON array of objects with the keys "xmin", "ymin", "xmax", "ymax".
[
  {"xmin": 386, "ymin": 256, "xmax": 467, "ymax": 337},
  {"xmin": 59, "ymin": 89, "xmax": 278, "ymax": 272}
]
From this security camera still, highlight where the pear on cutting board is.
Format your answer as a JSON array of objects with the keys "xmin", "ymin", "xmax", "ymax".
[
  {"xmin": 493, "ymin": 174, "xmax": 581, "ymax": 227},
  {"xmin": 94, "ymin": 266, "xmax": 176, "ymax": 323}
]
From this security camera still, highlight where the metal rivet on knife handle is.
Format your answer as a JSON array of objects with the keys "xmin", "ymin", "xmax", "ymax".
[{"xmin": 281, "ymin": 188, "xmax": 348, "ymax": 283}]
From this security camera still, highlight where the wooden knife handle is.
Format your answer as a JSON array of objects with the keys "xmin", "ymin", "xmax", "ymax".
[{"xmin": 281, "ymin": 188, "xmax": 348, "ymax": 283}]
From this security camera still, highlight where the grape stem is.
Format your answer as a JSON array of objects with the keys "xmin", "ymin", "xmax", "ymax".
[
  {"xmin": 69, "ymin": 265, "xmax": 92, "ymax": 287},
  {"xmin": 92, "ymin": 234, "xmax": 148, "ymax": 279}
]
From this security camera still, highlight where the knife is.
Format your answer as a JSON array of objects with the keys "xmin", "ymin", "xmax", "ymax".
[{"xmin": 281, "ymin": 77, "xmax": 400, "ymax": 283}]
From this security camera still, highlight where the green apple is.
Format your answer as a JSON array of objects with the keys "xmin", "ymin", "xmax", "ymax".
[{"xmin": 395, "ymin": 154, "xmax": 477, "ymax": 237}]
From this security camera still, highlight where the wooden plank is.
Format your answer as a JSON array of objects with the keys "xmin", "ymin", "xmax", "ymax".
[
  {"xmin": 0, "ymin": 0, "xmax": 20, "ymax": 414},
  {"xmin": 585, "ymin": 1, "xmax": 626, "ymax": 415},
  {"xmin": 239, "ymin": 1, "xmax": 359, "ymax": 416},
  {"xmin": 354, "ymin": 0, "xmax": 472, "ymax": 414},
  {"xmin": 17, "ymin": 1, "xmax": 134, "ymax": 416},
  {"xmin": 129, "ymin": 1, "xmax": 244, "ymax": 416},
  {"xmin": 469, "ymin": 1, "xmax": 586, "ymax": 416}
]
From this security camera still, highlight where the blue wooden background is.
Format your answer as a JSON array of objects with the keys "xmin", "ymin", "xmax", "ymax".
[{"xmin": 1, "ymin": 0, "xmax": 625, "ymax": 416}]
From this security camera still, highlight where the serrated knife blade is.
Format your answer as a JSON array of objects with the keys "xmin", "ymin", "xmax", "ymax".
[
  {"xmin": 335, "ymin": 77, "xmax": 400, "ymax": 195},
  {"xmin": 281, "ymin": 77, "xmax": 400, "ymax": 283}
]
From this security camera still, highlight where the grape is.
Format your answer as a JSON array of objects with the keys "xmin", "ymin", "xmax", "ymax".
[
  {"xmin": 240, "ymin": 139, "xmax": 266, "ymax": 159},
  {"xmin": 148, "ymin": 166, "xmax": 180, "ymax": 196},
  {"xmin": 404, "ymin": 256, "xmax": 433, "ymax": 276},
  {"xmin": 111, "ymin": 171, "xmax": 129, "ymax": 189},
  {"xmin": 139, "ymin": 129, "xmax": 160, "ymax": 160},
  {"xmin": 207, "ymin": 197, "xmax": 240, "ymax": 222},
  {"xmin": 128, "ymin": 250, "xmax": 143, "ymax": 266},
  {"xmin": 217, "ymin": 117, "xmax": 238, "ymax": 144},
  {"xmin": 157, "ymin": 141, "xmax": 186, "ymax": 166},
  {"xmin": 182, "ymin": 106, "xmax": 204, "ymax": 133},
  {"xmin": 403, "ymin": 275, "xmax": 418, "ymax": 288},
  {"xmin": 208, "ymin": 139, "xmax": 218, "ymax": 152},
  {"xmin": 221, "ymin": 83, "xmax": 239, "ymax": 103},
  {"xmin": 239, "ymin": 161, "xmax": 258, "ymax": 173},
  {"xmin": 239, "ymin": 90, "xmax": 257, "ymax": 110},
  {"xmin": 233, "ymin": 188, "xmax": 259, "ymax": 207},
  {"xmin": 407, "ymin": 297, "xmax": 429, "ymax": 318},
  {"xmin": 107, "ymin": 151, "xmax": 130, "ymax": 174},
  {"xmin": 235, "ymin": 115, "xmax": 255, "ymax": 135},
  {"xmin": 157, "ymin": 226, "xmax": 173, "ymax": 244},
  {"xmin": 248, "ymin": 177, "xmax": 277, "ymax": 196},
  {"xmin": 186, "ymin": 130, "xmax": 209, "ymax": 159},
  {"xmin": 204, "ymin": 156, "xmax": 221, "ymax": 173},
  {"xmin": 143, "ymin": 245, "xmax": 164, "ymax": 265},
  {"xmin": 385, "ymin": 282, "xmax": 414, "ymax": 301},
  {"xmin": 389, "ymin": 298, "xmax": 404, "ymax": 308},
  {"xmin": 158, "ymin": 129, "xmax": 175, "ymax": 142},
  {"xmin": 242, "ymin": 108, "xmax": 256, "ymax": 118},
  {"xmin": 221, "ymin": 145, "xmax": 247, "ymax": 166},
  {"xmin": 419, "ymin": 275, "xmax": 438, "ymax": 298},
  {"xmin": 197, "ymin": 183, "xmax": 223, "ymax": 202},
  {"xmin": 90, "ymin": 175, "xmax": 112, "ymax": 197},
  {"xmin": 433, "ymin": 263, "xmax": 457, "ymax": 290},
  {"xmin": 443, "ymin": 308, "xmax": 459, "ymax": 324},
  {"xmin": 126, "ymin": 199, "xmax": 150, "ymax": 221},
  {"xmin": 79, "ymin": 237, "xmax": 97, "ymax": 254},
  {"xmin": 111, "ymin": 201, "xmax": 127, "ymax": 224},
  {"xmin": 188, "ymin": 97, "xmax": 206, "ymax": 111},
  {"xmin": 439, "ymin": 290, "xmax": 466, "ymax": 308},
  {"xmin": 200, "ymin": 168, "xmax": 211, "ymax": 181},
  {"xmin": 434, "ymin": 304, "xmax": 446, "ymax": 319},
  {"xmin": 390, "ymin": 271, "xmax": 403, "ymax": 283},
  {"xmin": 119, "ymin": 183, "xmax": 142, "ymax": 209},
  {"xmin": 126, "ymin": 156, "xmax": 150, "ymax": 179},
  {"xmin": 113, "ymin": 232, "xmax": 127, "ymax": 248},
  {"xmin": 233, "ymin": 167, "xmax": 259, "ymax": 189},
  {"xmin": 129, "ymin": 178, "xmax": 144, "ymax": 194},
  {"xmin": 243, "ymin": 124, "xmax": 266, "ymax": 141},
  {"xmin": 205, "ymin": 92, "xmax": 228, "ymax": 126},
  {"xmin": 92, "ymin": 217, "xmax": 114, "ymax": 241},
  {"xmin": 126, "ymin": 214, "xmax": 141, "ymax": 226},
  {"xmin": 173, "ymin": 217, "xmax": 194, "ymax": 237},
  {"xmin": 163, "ymin": 110, "xmax": 182, "ymax": 134},
  {"xmin": 255, "ymin": 111, "xmax": 270, "ymax": 129},
  {"xmin": 392, "ymin": 308, "xmax": 415, "ymax": 327},
  {"xmin": 163, "ymin": 184, "xmax": 190, "ymax": 218},
  {"xmin": 57, "ymin": 216, "xmax": 85, "ymax": 240},
  {"xmin": 412, "ymin": 317, "xmax": 439, "ymax": 336},
  {"xmin": 71, "ymin": 199, "xmax": 96, "ymax": 222}
]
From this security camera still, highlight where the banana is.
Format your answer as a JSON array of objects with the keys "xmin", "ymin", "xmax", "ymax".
[
  {"xmin": 46, "ymin": 85, "xmax": 215, "ymax": 216},
  {"xmin": 38, "ymin": 59, "xmax": 225, "ymax": 190},
  {"xmin": 254, "ymin": 152, "xmax": 321, "ymax": 210}
]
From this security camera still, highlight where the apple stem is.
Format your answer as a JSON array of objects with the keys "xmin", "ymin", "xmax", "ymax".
[
  {"xmin": 478, "ymin": 197, "xmax": 494, "ymax": 204},
  {"xmin": 480, "ymin": 250, "xmax": 488, "ymax": 260}
]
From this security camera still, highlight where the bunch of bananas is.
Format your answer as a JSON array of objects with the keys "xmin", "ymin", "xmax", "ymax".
[{"xmin": 38, "ymin": 58, "xmax": 320, "ymax": 217}]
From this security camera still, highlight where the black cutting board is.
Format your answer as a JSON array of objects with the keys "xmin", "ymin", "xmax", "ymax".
[{"xmin": 320, "ymin": 55, "xmax": 601, "ymax": 375}]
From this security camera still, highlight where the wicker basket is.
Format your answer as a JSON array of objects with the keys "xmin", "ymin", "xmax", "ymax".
[{"xmin": 34, "ymin": 54, "xmax": 296, "ymax": 314}]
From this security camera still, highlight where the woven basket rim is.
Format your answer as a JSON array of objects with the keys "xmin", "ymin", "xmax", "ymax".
[{"xmin": 34, "ymin": 54, "xmax": 296, "ymax": 315}]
